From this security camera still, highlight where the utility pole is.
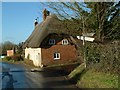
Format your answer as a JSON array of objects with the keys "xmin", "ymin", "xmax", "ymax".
[
  {"xmin": 82, "ymin": 16, "xmax": 86, "ymax": 68},
  {"xmin": 77, "ymin": 15, "xmax": 95, "ymax": 69}
]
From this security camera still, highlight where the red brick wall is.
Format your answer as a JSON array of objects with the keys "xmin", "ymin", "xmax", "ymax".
[{"xmin": 41, "ymin": 45, "xmax": 77, "ymax": 66}]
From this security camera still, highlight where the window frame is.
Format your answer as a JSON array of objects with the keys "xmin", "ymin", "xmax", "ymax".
[
  {"xmin": 54, "ymin": 52, "xmax": 60, "ymax": 60},
  {"xmin": 62, "ymin": 39, "xmax": 68, "ymax": 45},
  {"xmin": 49, "ymin": 39, "xmax": 55, "ymax": 45}
]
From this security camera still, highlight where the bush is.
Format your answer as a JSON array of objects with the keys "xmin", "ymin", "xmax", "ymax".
[
  {"xmin": 11, "ymin": 55, "xmax": 23, "ymax": 61},
  {"xmin": 85, "ymin": 42, "xmax": 100, "ymax": 66},
  {"xmin": 4, "ymin": 56, "xmax": 12, "ymax": 61},
  {"xmin": 3, "ymin": 54, "xmax": 23, "ymax": 62},
  {"xmin": 97, "ymin": 41, "xmax": 120, "ymax": 74},
  {"xmin": 84, "ymin": 40, "xmax": 120, "ymax": 74}
]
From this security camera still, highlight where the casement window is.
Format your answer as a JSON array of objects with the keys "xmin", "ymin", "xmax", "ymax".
[
  {"xmin": 62, "ymin": 39, "xmax": 68, "ymax": 45},
  {"xmin": 49, "ymin": 39, "xmax": 55, "ymax": 45},
  {"xmin": 54, "ymin": 52, "xmax": 60, "ymax": 60}
]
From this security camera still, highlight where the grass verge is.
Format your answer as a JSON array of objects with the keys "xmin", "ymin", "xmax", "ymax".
[
  {"xmin": 1, "ymin": 58, "xmax": 21, "ymax": 64},
  {"xmin": 1, "ymin": 58, "xmax": 36, "ymax": 68},
  {"xmin": 77, "ymin": 69, "xmax": 118, "ymax": 88},
  {"xmin": 21, "ymin": 58, "xmax": 38, "ymax": 68},
  {"xmin": 68, "ymin": 63, "xmax": 118, "ymax": 88}
]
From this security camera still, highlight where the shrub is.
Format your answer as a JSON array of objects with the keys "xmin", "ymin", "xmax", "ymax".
[
  {"xmin": 4, "ymin": 56, "xmax": 12, "ymax": 61},
  {"xmin": 85, "ymin": 42, "xmax": 100, "ymax": 66},
  {"xmin": 11, "ymin": 54, "xmax": 23, "ymax": 61},
  {"xmin": 84, "ymin": 40, "xmax": 120, "ymax": 74}
]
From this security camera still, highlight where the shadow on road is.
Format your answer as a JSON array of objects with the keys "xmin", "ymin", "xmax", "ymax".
[
  {"xmin": 1, "ymin": 62, "xmax": 80, "ymax": 89},
  {"xmin": 38, "ymin": 68, "xmax": 78, "ymax": 88},
  {"xmin": 2, "ymin": 72, "xmax": 16, "ymax": 90}
]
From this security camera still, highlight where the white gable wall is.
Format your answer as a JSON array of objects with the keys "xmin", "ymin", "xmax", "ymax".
[{"xmin": 25, "ymin": 48, "xmax": 42, "ymax": 67}]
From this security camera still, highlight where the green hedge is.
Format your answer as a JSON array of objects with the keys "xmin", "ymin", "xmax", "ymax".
[
  {"xmin": 11, "ymin": 55, "xmax": 23, "ymax": 61},
  {"xmin": 4, "ymin": 56, "xmax": 12, "ymax": 61},
  {"xmin": 85, "ymin": 40, "xmax": 120, "ymax": 74},
  {"xmin": 4, "ymin": 54, "xmax": 23, "ymax": 61}
]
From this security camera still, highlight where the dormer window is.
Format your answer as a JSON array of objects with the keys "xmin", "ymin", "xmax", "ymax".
[
  {"xmin": 62, "ymin": 39, "xmax": 68, "ymax": 45},
  {"xmin": 49, "ymin": 39, "xmax": 55, "ymax": 45}
]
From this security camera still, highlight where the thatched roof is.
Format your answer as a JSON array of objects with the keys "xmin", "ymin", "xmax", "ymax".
[{"xmin": 23, "ymin": 14, "xmax": 65, "ymax": 48}]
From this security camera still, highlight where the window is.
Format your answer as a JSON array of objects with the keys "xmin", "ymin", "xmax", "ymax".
[
  {"xmin": 49, "ymin": 39, "xmax": 55, "ymax": 45},
  {"xmin": 54, "ymin": 52, "xmax": 60, "ymax": 60},
  {"xmin": 62, "ymin": 39, "xmax": 68, "ymax": 45}
]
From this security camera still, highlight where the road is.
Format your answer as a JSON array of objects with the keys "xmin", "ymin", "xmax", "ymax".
[{"xmin": 1, "ymin": 62, "xmax": 79, "ymax": 89}]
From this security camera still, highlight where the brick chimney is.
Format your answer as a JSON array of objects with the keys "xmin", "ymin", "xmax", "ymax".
[{"xmin": 43, "ymin": 8, "xmax": 50, "ymax": 21}]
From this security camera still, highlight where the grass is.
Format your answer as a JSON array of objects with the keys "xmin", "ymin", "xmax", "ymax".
[
  {"xmin": 68, "ymin": 63, "xmax": 85, "ymax": 79},
  {"xmin": 77, "ymin": 69, "xmax": 118, "ymax": 88},
  {"xmin": 45, "ymin": 62, "xmax": 79, "ymax": 68},
  {"xmin": 1, "ymin": 57, "xmax": 36, "ymax": 68},
  {"xmin": 23, "ymin": 59, "xmax": 37, "ymax": 68},
  {"xmin": 67, "ymin": 63, "xmax": 86, "ymax": 84},
  {"xmin": 68, "ymin": 63, "xmax": 118, "ymax": 88},
  {"xmin": 1, "ymin": 58, "xmax": 20, "ymax": 64}
]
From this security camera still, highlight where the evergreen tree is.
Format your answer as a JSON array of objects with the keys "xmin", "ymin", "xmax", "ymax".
[{"xmin": 41, "ymin": 1, "xmax": 120, "ymax": 41}]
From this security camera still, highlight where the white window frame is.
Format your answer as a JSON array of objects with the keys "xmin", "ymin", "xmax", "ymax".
[
  {"xmin": 62, "ymin": 39, "xmax": 68, "ymax": 45},
  {"xmin": 54, "ymin": 52, "xmax": 60, "ymax": 60},
  {"xmin": 49, "ymin": 39, "xmax": 55, "ymax": 45}
]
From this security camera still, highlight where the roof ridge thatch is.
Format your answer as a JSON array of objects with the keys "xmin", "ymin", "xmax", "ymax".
[{"xmin": 23, "ymin": 14, "xmax": 64, "ymax": 48}]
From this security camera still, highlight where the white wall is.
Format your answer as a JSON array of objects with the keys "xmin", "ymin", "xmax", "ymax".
[{"xmin": 25, "ymin": 48, "xmax": 42, "ymax": 67}]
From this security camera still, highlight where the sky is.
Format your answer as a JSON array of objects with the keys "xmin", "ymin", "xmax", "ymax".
[
  {"xmin": 2, "ymin": 2, "xmax": 45, "ymax": 44},
  {"xmin": 1, "ymin": 2, "xmax": 78, "ymax": 44},
  {"xmin": 1, "ymin": 0, "xmax": 119, "ymax": 44}
]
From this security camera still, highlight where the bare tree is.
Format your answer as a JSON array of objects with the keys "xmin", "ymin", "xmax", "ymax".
[
  {"xmin": 40, "ymin": 1, "xmax": 120, "ymax": 41},
  {"xmin": 1, "ymin": 41, "xmax": 15, "ymax": 55}
]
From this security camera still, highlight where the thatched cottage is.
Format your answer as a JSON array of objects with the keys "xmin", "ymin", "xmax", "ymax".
[{"xmin": 23, "ymin": 9, "xmax": 78, "ymax": 67}]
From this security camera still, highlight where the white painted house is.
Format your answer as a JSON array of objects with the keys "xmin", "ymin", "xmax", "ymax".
[{"xmin": 25, "ymin": 48, "xmax": 42, "ymax": 67}]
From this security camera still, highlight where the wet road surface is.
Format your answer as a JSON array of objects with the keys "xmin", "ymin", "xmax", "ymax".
[{"xmin": 1, "ymin": 62, "xmax": 79, "ymax": 89}]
